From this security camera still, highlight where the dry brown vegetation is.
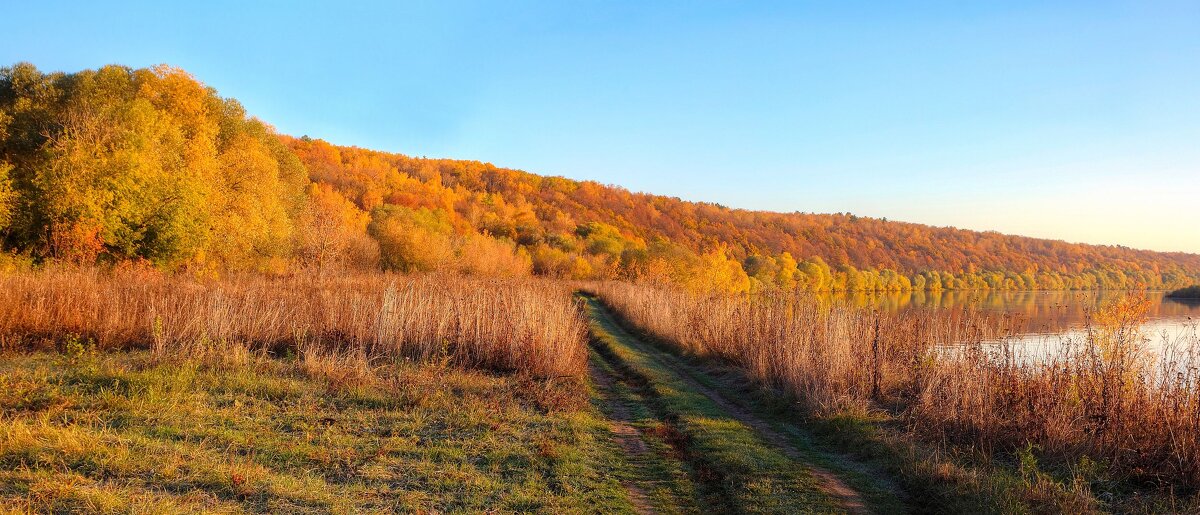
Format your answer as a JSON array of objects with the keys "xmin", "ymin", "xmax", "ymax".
[
  {"xmin": 589, "ymin": 281, "xmax": 1200, "ymax": 497},
  {"xmin": 921, "ymin": 296, "xmax": 1200, "ymax": 489},
  {"xmin": 0, "ymin": 266, "xmax": 587, "ymax": 379},
  {"xmin": 586, "ymin": 281, "xmax": 1016, "ymax": 415},
  {"xmin": 7, "ymin": 264, "xmax": 1200, "ymax": 507}
]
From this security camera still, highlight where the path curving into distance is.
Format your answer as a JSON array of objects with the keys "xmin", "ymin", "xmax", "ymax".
[{"xmin": 581, "ymin": 293, "xmax": 906, "ymax": 514}]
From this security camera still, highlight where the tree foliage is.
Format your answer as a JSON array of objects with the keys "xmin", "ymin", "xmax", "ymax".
[
  {"xmin": 3, "ymin": 62, "xmax": 1198, "ymax": 290},
  {"xmin": 283, "ymin": 135, "xmax": 1200, "ymax": 292},
  {"xmin": 0, "ymin": 63, "xmax": 307, "ymax": 271}
]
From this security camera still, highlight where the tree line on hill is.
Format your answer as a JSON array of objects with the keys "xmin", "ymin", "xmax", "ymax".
[{"xmin": 2, "ymin": 63, "xmax": 1197, "ymax": 293}]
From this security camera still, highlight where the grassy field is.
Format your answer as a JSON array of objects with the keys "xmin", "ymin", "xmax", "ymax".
[
  {"xmin": 0, "ymin": 302, "xmax": 1095, "ymax": 515},
  {"xmin": 4, "ymin": 267, "xmax": 1199, "ymax": 513},
  {"xmin": 0, "ymin": 348, "xmax": 641, "ymax": 513}
]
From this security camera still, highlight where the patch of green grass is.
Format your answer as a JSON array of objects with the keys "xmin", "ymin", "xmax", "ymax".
[
  {"xmin": 0, "ymin": 350, "xmax": 635, "ymax": 513},
  {"xmin": 583, "ymin": 297, "xmax": 843, "ymax": 514}
]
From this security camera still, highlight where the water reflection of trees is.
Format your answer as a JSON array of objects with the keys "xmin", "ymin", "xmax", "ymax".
[
  {"xmin": 1165, "ymin": 297, "xmax": 1200, "ymax": 308},
  {"xmin": 821, "ymin": 290, "xmax": 1200, "ymax": 334}
]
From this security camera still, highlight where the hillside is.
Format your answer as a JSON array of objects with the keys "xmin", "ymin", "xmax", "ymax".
[
  {"xmin": 285, "ymin": 136, "xmax": 1200, "ymax": 291},
  {"xmin": 2, "ymin": 62, "xmax": 1198, "ymax": 292}
]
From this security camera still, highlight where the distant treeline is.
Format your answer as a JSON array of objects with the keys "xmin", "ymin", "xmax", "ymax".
[
  {"xmin": 1168, "ymin": 286, "xmax": 1200, "ymax": 299},
  {"xmin": 2, "ymin": 63, "xmax": 1198, "ymax": 292}
]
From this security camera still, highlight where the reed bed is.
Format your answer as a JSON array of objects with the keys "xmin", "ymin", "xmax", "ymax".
[
  {"xmin": 0, "ymin": 267, "xmax": 587, "ymax": 378},
  {"xmin": 587, "ymin": 281, "xmax": 1014, "ymax": 413},
  {"xmin": 589, "ymin": 281, "xmax": 1200, "ymax": 490},
  {"xmin": 920, "ymin": 296, "xmax": 1200, "ymax": 487}
]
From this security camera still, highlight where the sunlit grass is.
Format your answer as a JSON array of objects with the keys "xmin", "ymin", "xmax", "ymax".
[{"xmin": 0, "ymin": 350, "xmax": 632, "ymax": 513}]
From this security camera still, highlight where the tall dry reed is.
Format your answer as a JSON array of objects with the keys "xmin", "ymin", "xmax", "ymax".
[
  {"xmin": 589, "ymin": 281, "xmax": 1200, "ymax": 489},
  {"xmin": 588, "ymin": 281, "xmax": 1013, "ymax": 413},
  {"xmin": 918, "ymin": 295, "xmax": 1200, "ymax": 486},
  {"xmin": 0, "ymin": 266, "xmax": 587, "ymax": 378}
]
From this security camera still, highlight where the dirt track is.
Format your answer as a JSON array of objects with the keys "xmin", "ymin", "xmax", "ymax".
[{"xmin": 584, "ymin": 294, "xmax": 902, "ymax": 514}]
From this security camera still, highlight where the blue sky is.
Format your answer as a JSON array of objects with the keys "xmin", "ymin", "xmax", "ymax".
[{"xmin": 5, "ymin": 1, "xmax": 1199, "ymax": 253}]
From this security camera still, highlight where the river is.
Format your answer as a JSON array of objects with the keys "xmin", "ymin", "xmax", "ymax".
[
  {"xmin": 826, "ymin": 290, "xmax": 1200, "ymax": 365},
  {"xmin": 826, "ymin": 289, "xmax": 1198, "ymax": 334}
]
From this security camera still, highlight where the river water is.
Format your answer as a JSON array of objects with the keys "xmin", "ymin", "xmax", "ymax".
[
  {"xmin": 826, "ymin": 289, "xmax": 1198, "ymax": 334},
  {"xmin": 826, "ymin": 290, "xmax": 1200, "ymax": 365}
]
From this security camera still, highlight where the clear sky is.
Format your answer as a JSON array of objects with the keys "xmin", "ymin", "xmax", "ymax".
[{"xmin": 5, "ymin": 1, "xmax": 1199, "ymax": 253}]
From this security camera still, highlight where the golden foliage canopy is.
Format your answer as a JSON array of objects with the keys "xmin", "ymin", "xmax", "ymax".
[{"xmin": 3, "ymin": 63, "xmax": 1198, "ymax": 290}]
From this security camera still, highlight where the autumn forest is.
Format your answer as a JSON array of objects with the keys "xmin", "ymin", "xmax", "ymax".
[{"xmin": 2, "ymin": 63, "xmax": 1197, "ymax": 292}]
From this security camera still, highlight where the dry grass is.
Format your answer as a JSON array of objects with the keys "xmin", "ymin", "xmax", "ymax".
[
  {"xmin": 588, "ymin": 281, "xmax": 1200, "ymax": 500},
  {"xmin": 586, "ymin": 281, "xmax": 1015, "ymax": 415},
  {"xmin": 919, "ymin": 295, "xmax": 1200, "ymax": 489},
  {"xmin": 0, "ymin": 266, "xmax": 587, "ymax": 379}
]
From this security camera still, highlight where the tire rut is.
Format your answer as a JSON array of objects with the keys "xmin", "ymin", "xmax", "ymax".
[{"xmin": 590, "ymin": 360, "xmax": 656, "ymax": 515}]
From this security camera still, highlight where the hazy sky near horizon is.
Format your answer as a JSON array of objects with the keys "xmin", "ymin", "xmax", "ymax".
[{"xmin": 5, "ymin": 1, "xmax": 1199, "ymax": 253}]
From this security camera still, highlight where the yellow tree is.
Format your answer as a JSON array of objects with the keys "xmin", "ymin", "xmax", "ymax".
[
  {"xmin": 298, "ymin": 183, "xmax": 378, "ymax": 272},
  {"xmin": 687, "ymin": 245, "xmax": 751, "ymax": 294},
  {"xmin": 0, "ymin": 161, "xmax": 13, "ymax": 234},
  {"xmin": 775, "ymin": 252, "xmax": 799, "ymax": 290}
]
